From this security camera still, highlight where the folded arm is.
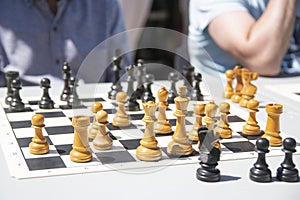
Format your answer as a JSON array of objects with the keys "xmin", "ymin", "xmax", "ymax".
[{"xmin": 208, "ymin": 0, "xmax": 297, "ymax": 76}]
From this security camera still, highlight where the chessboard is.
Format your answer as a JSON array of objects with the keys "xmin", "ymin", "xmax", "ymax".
[
  {"xmin": 1, "ymin": 88, "xmax": 299, "ymax": 179},
  {"xmin": 264, "ymin": 83, "xmax": 300, "ymax": 103}
]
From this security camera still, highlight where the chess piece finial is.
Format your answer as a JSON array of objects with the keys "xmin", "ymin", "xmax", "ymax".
[
  {"xmin": 112, "ymin": 91, "xmax": 131, "ymax": 127},
  {"xmin": 93, "ymin": 110, "xmax": 113, "ymax": 150},
  {"xmin": 262, "ymin": 103, "xmax": 283, "ymax": 146},
  {"xmin": 155, "ymin": 87, "xmax": 172, "ymax": 134},
  {"xmin": 136, "ymin": 101, "xmax": 162, "ymax": 161},
  {"xmin": 70, "ymin": 115, "xmax": 92, "ymax": 163},
  {"xmin": 88, "ymin": 102, "xmax": 103, "ymax": 139},
  {"xmin": 189, "ymin": 104, "xmax": 205, "ymax": 141},
  {"xmin": 167, "ymin": 86, "xmax": 193, "ymax": 156},
  {"xmin": 239, "ymin": 69, "xmax": 258, "ymax": 107},
  {"xmin": 231, "ymin": 66, "xmax": 243, "ymax": 103},
  {"xmin": 242, "ymin": 99, "xmax": 261, "ymax": 137},
  {"xmin": 29, "ymin": 114, "xmax": 49, "ymax": 154},
  {"xmin": 223, "ymin": 69, "xmax": 234, "ymax": 99},
  {"xmin": 249, "ymin": 138, "xmax": 272, "ymax": 182},
  {"xmin": 276, "ymin": 137, "xmax": 299, "ymax": 182},
  {"xmin": 215, "ymin": 102, "xmax": 232, "ymax": 139}
]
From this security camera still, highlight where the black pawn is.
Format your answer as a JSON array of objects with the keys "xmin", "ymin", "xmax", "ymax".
[
  {"xmin": 191, "ymin": 73, "xmax": 204, "ymax": 101},
  {"xmin": 183, "ymin": 65, "xmax": 194, "ymax": 96},
  {"xmin": 167, "ymin": 72, "xmax": 179, "ymax": 104},
  {"xmin": 142, "ymin": 74, "xmax": 155, "ymax": 103},
  {"xmin": 5, "ymin": 71, "xmax": 19, "ymax": 105},
  {"xmin": 9, "ymin": 78, "xmax": 25, "ymax": 112},
  {"xmin": 249, "ymin": 138, "xmax": 272, "ymax": 182},
  {"xmin": 39, "ymin": 78, "xmax": 54, "ymax": 109},
  {"xmin": 67, "ymin": 77, "xmax": 81, "ymax": 108},
  {"xmin": 196, "ymin": 127, "xmax": 221, "ymax": 182},
  {"xmin": 126, "ymin": 65, "xmax": 140, "ymax": 111},
  {"xmin": 135, "ymin": 59, "xmax": 145, "ymax": 99},
  {"xmin": 60, "ymin": 62, "xmax": 71, "ymax": 101},
  {"xmin": 277, "ymin": 137, "xmax": 299, "ymax": 182},
  {"xmin": 108, "ymin": 49, "xmax": 123, "ymax": 100}
]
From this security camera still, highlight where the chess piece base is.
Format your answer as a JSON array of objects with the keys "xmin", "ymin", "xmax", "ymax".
[
  {"xmin": 93, "ymin": 135, "xmax": 113, "ymax": 150},
  {"xmin": 223, "ymin": 91, "xmax": 233, "ymax": 99},
  {"xmin": 88, "ymin": 127, "xmax": 99, "ymax": 139},
  {"xmin": 249, "ymin": 167, "xmax": 272, "ymax": 182},
  {"xmin": 93, "ymin": 142, "xmax": 113, "ymax": 150},
  {"xmin": 136, "ymin": 145, "xmax": 162, "ymax": 161},
  {"xmin": 276, "ymin": 167, "xmax": 299, "ymax": 182},
  {"xmin": 39, "ymin": 101, "xmax": 54, "ymax": 109},
  {"xmin": 242, "ymin": 124, "xmax": 261, "ymax": 136},
  {"xmin": 261, "ymin": 133, "xmax": 282, "ymax": 147},
  {"xmin": 215, "ymin": 127, "xmax": 232, "ymax": 139},
  {"xmin": 188, "ymin": 129, "xmax": 199, "ymax": 141},
  {"xmin": 196, "ymin": 164, "xmax": 220, "ymax": 182},
  {"xmin": 127, "ymin": 101, "xmax": 140, "ymax": 111},
  {"xmin": 29, "ymin": 142, "xmax": 49, "ymax": 155},
  {"xmin": 154, "ymin": 122, "xmax": 172, "ymax": 134},
  {"xmin": 239, "ymin": 97, "xmax": 248, "ymax": 108},
  {"xmin": 112, "ymin": 117, "xmax": 130, "ymax": 127},
  {"xmin": 70, "ymin": 149, "xmax": 92, "ymax": 163},
  {"xmin": 9, "ymin": 102, "xmax": 25, "ymax": 112},
  {"xmin": 167, "ymin": 141, "xmax": 193, "ymax": 156}
]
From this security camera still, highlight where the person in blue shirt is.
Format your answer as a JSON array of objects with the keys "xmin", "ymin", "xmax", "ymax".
[
  {"xmin": 0, "ymin": 0, "xmax": 128, "ymax": 86},
  {"xmin": 188, "ymin": 0, "xmax": 300, "ymax": 76}
]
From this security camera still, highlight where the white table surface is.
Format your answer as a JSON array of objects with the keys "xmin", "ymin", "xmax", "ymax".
[{"xmin": 0, "ymin": 69, "xmax": 300, "ymax": 200}]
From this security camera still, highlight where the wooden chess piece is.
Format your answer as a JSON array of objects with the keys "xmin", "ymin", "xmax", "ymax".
[
  {"xmin": 136, "ymin": 101, "xmax": 162, "ymax": 161},
  {"xmin": 70, "ymin": 115, "xmax": 92, "ymax": 163},
  {"xmin": 249, "ymin": 138, "xmax": 272, "ymax": 182},
  {"xmin": 242, "ymin": 99, "xmax": 261, "ymax": 136},
  {"xmin": 231, "ymin": 66, "xmax": 243, "ymax": 103},
  {"xmin": 262, "ymin": 103, "xmax": 283, "ymax": 147},
  {"xmin": 167, "ymin": 72, "xmax": 179, "ymax": 104},
  {"xmin": 60, "ymin": 62, "xmax": 71, "ymax": 101},
  {"xmin": 9, "ymin": 78, "xmax": 25, "ymax": 112},
  {"xmin": 135, "ymin": 59, "xmax": 145, "ymax": 99},
  {"xmin": 276, "ymin": 137, "xmax": 299, "ymax": 182},
  {"xmin": 188, "ymin": 104, "xmax": 205, "ymax": 141},
  {"xmin": 239, "ymin": 69, "xmax": 258, "ymax": 108},
  {"xmin": 39, "ymin": 78, "xmax": 54, "ymax": 109},
  {"xmin": 215, "ymin": 102, "xmax": 232, "ymax": 139},
  {"xmin": 223, "ymin": 70, "xmax": 234, "ymax": 99},
  {"xmin": 29, "ymin": 114, "xmax": 49, "ymax": 155},
  {"xmin": 154, "ymin": 87, "xmax": 172, "ymax": 134},
  {"xmin": 93, "ymin": 110, "xmax": 113, "ymax": 150},
  {"xmin": 5, "ymin": 71, "xmax": 19, "ymax": 105},
  {"xmin": 108, "ymin": 49, "xmax": 123, "ymax": 100},
  {"xmin": 88, "ymin": 102, "xmax": 103, "ymax": 139},
  {"xmin": 167, "ymin": 86, "xmax": 193, "ymax": 156},
  {"xmin": 202, "ymin": 101, "xmax": 219, "ymax": 148},
  {"xmin": 112, "ymin": 91, "xmax": 131, "ymax": 127}
]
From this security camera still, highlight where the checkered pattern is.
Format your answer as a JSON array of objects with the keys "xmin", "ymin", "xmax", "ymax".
[{"xmin": 0, "ymin": 94, "xmax": 294, "ymax": 179}]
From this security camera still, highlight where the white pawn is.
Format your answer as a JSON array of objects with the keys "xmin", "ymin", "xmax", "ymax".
[
  {"xmin": 93, "ymin": 110, "xmax": 113, "ymax": 150},
  {"xmin": 112, "ymin": 91, "xmax": 131, "ymax": 127},
  {"xmin": 88, "ymin": 102, "xmax": 103, "ymax": 139}
]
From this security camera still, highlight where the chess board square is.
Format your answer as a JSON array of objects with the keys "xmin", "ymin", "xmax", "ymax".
[
  {"xmin": 161, "ymin": 147, "xmax": 199, "ymax": 158},
  {"xmin": 28, "ymin": 100, "xmax": 39, "ymax": 105},
  {"xmin": 103, "ymin": 108, "xmax": 117, "ymax": 114},
  {"xmin": 168, "ymin": 119, "xmax": 192, "ymax": 126},
  {"xmin": 60, "ymin": 154, "xmax": 99, "ymax": 168},
  {"xmin": 129, "ymin": 114, "xmax": 144, "ymax": 120},
  {"xmin": 222, "ymin": 141, "xmax": 255, "ymax": 153},
  {"xmin": 59, "ymin": 104, "xmax": 87, "ymax": 110},
  {"xmin": 4, "ymin": 107, "xmax": 33, "ymax": 113},
  {"xmin": 6, "ymin": 112, "xmax": 34, "ymax": 122},
  {"xmin": 55, "ymin": 144, "xmax": 73, "ymax": 155},
  {"xmin": 10, "ymin": 120, "xmax": 32, "ymax": 129},
  {"xmin": 81, "ymin": 97, "xmax": 105, "ymax": 102},
  {"xmin": 45, "ymin": 125, "xmax": 74, "ymax": 135},
  {"xmin": 96, "ymin": 151, "xmax": 136, "ymax": 164},
  {"xmin": 90, "ymin": 140, "xmax": 125, "ymax": 153},
  {"xmin": 44, "ymin": 117, "xmax": 72, "ymax": 127},
  {"xmin": 119, "ymin": 139, "xmax": 141, "ymax": 150},
  {"xmin": 17, "ymin": 136, "xmax": 53, "ymax": 148},
  {"xmin": 22, "ymin": 145, "xmax": 59, "ymax": 159},
  {"xmin": 35, "ymin": 111, "xmax": 66, "ymax": 118},
  {"xmin": 228, "ymin": 115, "xmax": 245, "ymax": 122},
  {"xmin": 48, "ymin": 133, "xmax": 74, "ymax": 145},
  {"xmin": 14, "ymin": 127, "xmax": 48, "ymax": 138},
  {"xmin": 25, "ymin": 156, "xmax": 66, "ymax": 171},
  {"xmin": 237, "ymin": 131, "xmax": 264, "ymax": 140},
  {"xmin": 107, "ymin": 123, "xmax": 137, "ymax": 130}
]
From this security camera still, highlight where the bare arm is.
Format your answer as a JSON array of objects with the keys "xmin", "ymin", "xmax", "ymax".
[{"xmin": 208, "ymin": 0, "xmax": 297, "ymax": 76}]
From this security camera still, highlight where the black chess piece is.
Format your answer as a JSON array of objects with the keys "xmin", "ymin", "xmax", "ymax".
[
  {"xmin": 191, "ymin": 73, "xmax": 204, "ymax": 101},
  {"xmin": 9, "ymin": 78, "xmax": 25, "ymax": 112},
  {"xmin": 276, "ymin": 137, "xmax": 299, "ymax": 182},
  {"xmin": 167, "ymin": 72, "xmax": 179, "ymax": 104},
  {"xmin": 39, "ymin": 78, "xmax": 54, "ymax": 109},
  {"xmin": 134, "ymin": 59, "xmax": 145, "ymax": 99},
  {"xmin": 60, "ymin": 62, "xmax": 71, "ymax": 101},
  {"xmin": 67, "ymin": 77, "xmax": 81, "ymax": 108},
  {"xmin": 196, "ymin": 127, "xmax": 221, "ymax": 182},
  {"xmin": 183, "ymin": 65, "xmax": 194, "ymax": 96},
  {"xmin": 5, "ymin": 71, "xmax": 19, "ymax": 105},
  {"xmin": 142, "ymin": 74, "xmax": 155, "ymax": 103},
  {"xmin": 249, "ymin": 138, "xmax": 272, "ymax": 182},
  {"xmin": 126, "ymin": 65, "xmax": 140, "ymax": 111},
  {"xmin": 108, "ymin": 49, "xmax": 123, "ymax": 100}
]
